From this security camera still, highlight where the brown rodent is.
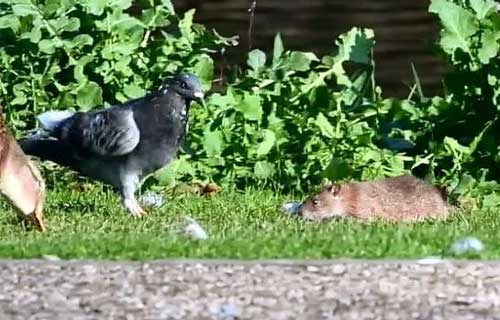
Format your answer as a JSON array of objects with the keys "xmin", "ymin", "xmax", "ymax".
[
  {"xmin": 0, "ymin": 107, "xmax": 46, "ymax": 231},
  {"xmin": 298, "ymin": 175, "xmax": 451, "ymax": 222}
]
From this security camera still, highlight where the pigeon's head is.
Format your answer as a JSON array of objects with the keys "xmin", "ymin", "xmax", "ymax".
[{"xmin": 167, "ymin": 73, "xmax": 204, "ymax": 103}]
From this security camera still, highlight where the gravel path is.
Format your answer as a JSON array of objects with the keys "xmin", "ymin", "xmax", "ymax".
[{"xmin": 1, "ymin": 259, "xmax": 500, "ymax": 320}]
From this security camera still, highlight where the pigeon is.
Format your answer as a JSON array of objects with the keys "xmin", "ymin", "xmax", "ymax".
[
  {"xmin": 0, "ymin": 106, "xmax": 46, "ymax": 231},
  {"xmin": 20, "ymin": 73, "xmax": 204, "ymax": 217}
]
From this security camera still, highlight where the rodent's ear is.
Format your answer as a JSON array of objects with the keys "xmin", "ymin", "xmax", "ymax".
[
  {"xmin": 327, "ymin": 183, "xmax": 341, "ymax": 196},
  {"xmin": 329, "ymin": 183, "xmax": 340, "ymax": 196}
]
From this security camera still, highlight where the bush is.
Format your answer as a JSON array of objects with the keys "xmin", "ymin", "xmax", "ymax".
[
  {"xmin": 158, "ymin": 29, "xmax": 412, "ymax": 191},
  {"xmin": 2, "ymin": 0, "xmax": 500, "ymax": 207},
  {"xmin": 0, "ymin": 0, "xmax": 234, "ymax": 130}
]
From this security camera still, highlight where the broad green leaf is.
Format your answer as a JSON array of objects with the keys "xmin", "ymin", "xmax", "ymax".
[
  {"xmin": 272, "ymin": 33, "xmax": 284, "ymax": 65},
  {"xmin": 113, "ymin": 0, "xmax": 133, "ymax": 10},
  {"xmin": 256, "ymin": 129, "xmax": 276, "ymax": 156},
  {"xmin": 179, "ymin": 9, "xmax": 195, "ymax": 42},
  {"xmin": 66, "ymin": 34, "xmax": 93, "ymax": 48},
  {"xmin": 287, "ymin": 51, "xmax": 318, "ymax": 71},
  {"xmin": 314, "ymin": 112, "xmax": 335, "ymax": 138},
  {"xmin": 154, "ymin": 157, "xmax": 193, "ymax": 187},
  {"xmin": 443, "ymin": 136, "xmax": 471, "ymax": 156},
  {"xmin": 335, "ymin": 27, "xmax": 375, "ymax": 64},
  {"xmin": 60, "ymin": 17, "xmax": 80, "ymax": 32},
  {"xmin": 470, "ymin": 0, "xmax": 497, "ymax": 19},
  {"xmin": 236, "ymin": 92, "xmax": 262, "ymax": 121},
  {"xmin": 73, "ymin": 55, "xmax": 93, "ymax": 83},
  {"xmin": 124, "ymin": 84, "xmax": 145, "ymax": 99},
  {"xmin": 12, "ymin": 4, "xmax": 38, "ymax": 16},
  {"xmin": 0, "ymin": 15, "xmax": 20, "ymax": 31},
  {"xmin": 161, "ymin": 0, "xmax": 175, "ymax": 14},
  {"xmin": 191, "ymin": 54, "xmax": 214, "ymax": 90},
  {"xmin": 322, "ymin": 157, "xmax": 353, "ymax": 180},
  {"xmin": 38, "ymin": 39, "xmax": 56, "ymax": 54},
  {"xmin": 84, "ymin": 0, "xmax": 106, "ymax": 15},
  {"xmin": 254, "ymin": 161, "xmax": 275, "ymax": 179},
  {"xmin": 429, "ymin": 0, "xmax": 478, "ymax": 57},
  {"xmin": 203, "ymin": 130, "xmax": 224, "ymax": 156},
  {"xmin": 478, "ymin": 29, "xmax": 499, "ymax": 64},
  {"xmin": 21, "ymin": 27, "xmax": 41, "ymax": 43},
  {"xmin": 76, "ymin": 81, "xmax": 103, "ymax": 110},
  {"xmin": 208, "ymin": 92, "xmax": 236, "ymax": 109},
  {"xmin": 247, "ymin": 49, "xmax": 266, "ymax": 71}
]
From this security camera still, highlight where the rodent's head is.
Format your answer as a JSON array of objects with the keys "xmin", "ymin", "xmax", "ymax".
[{"xmin": 298, "ymin": 183, "xmax": 345, "ymax": 221}]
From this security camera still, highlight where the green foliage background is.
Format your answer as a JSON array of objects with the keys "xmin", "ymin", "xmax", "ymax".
[{"xmin": 1, "ymin": 0, "xmax": 500, "ymax": 209}]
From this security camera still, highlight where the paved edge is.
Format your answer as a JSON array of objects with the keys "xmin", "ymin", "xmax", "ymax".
[{"xmin": 0, "ymin": 258, "xmax": 498, "ymax": 265}]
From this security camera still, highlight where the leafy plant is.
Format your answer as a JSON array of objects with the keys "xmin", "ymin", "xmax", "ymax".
[
  {"xmin": 0, "ymin": 0, "xmax": 235, "ymax": 131},
  {"xmin": 158, "ymin": 29, "xmax": 412, "ymax": 191}
]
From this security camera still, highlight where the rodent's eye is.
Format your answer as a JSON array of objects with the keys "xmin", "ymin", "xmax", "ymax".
[
  {"xmin": 312, "ymin": 199, "xmax": 319, "ymax": 206},
  {"xmin": 180, "ymin": 81, "xmax": 188, "ymax": 89}
]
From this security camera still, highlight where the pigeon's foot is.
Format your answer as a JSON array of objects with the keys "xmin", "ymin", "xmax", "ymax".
[{"xmin": 124, "ymin": 198, "xmax": 146, "ymax": 218}]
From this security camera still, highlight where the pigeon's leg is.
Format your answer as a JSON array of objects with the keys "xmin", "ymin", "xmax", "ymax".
[{"xmin": 119, "ymin": 173, "xmax": 145, "ymax": 217}]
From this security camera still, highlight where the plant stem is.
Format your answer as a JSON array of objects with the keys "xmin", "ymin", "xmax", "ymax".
[{"xmin": 247, "ymin": 0, "xmax": 257, "ymax": 51}]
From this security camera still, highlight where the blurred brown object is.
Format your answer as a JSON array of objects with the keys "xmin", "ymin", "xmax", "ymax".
[{"xmin": 0, "ymin": 107, "xmax": 46, "ymax": 231}]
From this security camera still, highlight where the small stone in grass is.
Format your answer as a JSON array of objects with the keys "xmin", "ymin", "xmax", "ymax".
[
  {"xmin": 281, "ymin": 201, "xmax": 301, "ymax": 215},
  {"xmin": 450, "ymin": 237, "xmax": 484, "ymax": 255},
  {"xmin": 141, "ymin": 191, "xmax": 164, "ymax": 208},
  {"xmin": 179, "ymin": 217, "xmax": 209, "ymax": 240},
  {"xmin": 42, "ymin": 254, "xmax": 61, "ymax": 261}
]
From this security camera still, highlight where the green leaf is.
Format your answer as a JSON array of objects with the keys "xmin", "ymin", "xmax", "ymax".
[
  {"xmin": 322, "ymin": 157, "xmax": 353, "ymax": 180},
  {"xmin": 236, "ymin": 92, "xmax": 262, "ymax": 121},
  {"xmin": 12, "ymin": 4, "xmax": 38, "ymax": 17},
  {"xmin": 429, "ymin": 0, "xmax": 478, "ymax": 58},
  {"xmin": 256, "ymin": 130, "xmax": 276, "ymax": 156},
  {"xmin": 66, "ymin": 34, "xmax": 93, "ymax": 48},
  {"xmin": 124, "ymin": 84, "xmax": 145, "ymax": 99},
  {"xmin": 287, "ymin": 51, "xmax": 318, "ymax": 71},
  {"xmin": 254, "ymin": 161, "xmax": 275, "ymax": 179},
  {"xmin": 478, "ymin": 29, "xmax": 499, "ymax": 64},
  {"xmin": 84, "ymin": 0, "xmax": 106, "ymax": 15},
  {"xmin": 208, "ymin": 92, "xmax": 236, "ymax": 110},
  {"xmin": 61, "ymin": 17, "xmax": 80, "ymax": 32},
  {"xmin": 272, "ymin": 33, "xmax": 284, "ymax": 65},
  {"xmin": 76, "ymin": 81, "xmax": 103, "ymax": 110},
  {"xmin": 73, "ymin": 55, "xmax": 93, "ymax": 83},
  {"xmin": 38, "ymin": 39, "xmax": 56, "ymax": 54},
  {"xmin": 203, "ymin": 130, "xmax": 224, "ymax": 156},
  {"xmin": 0, "ymin": 15, "xmax": 20, "ymax": 31},
  {"xmin": 179, "ymin": 9, "xmax": 195, "ymax": 42},
  {"xmin": 247, "ymin": 49, "xmax": 266, "ymax": 71},
  {"xmin": 335, "ymin": 27, "xmax": 375, "ymax": 64},
  {"xmin": 161, "ymin": 0, "xmax": 175, "ymax": 14},
  {"xmin": 470, "ymin": 0, "xmax": 497, "ymax": 19},
  {"xmin": 191, "ymin": 54, "xmax": 214, "ymax": 91},
  {"xmin": 314, "ymin": 112, "xmax": 335, "ymax": 138}
]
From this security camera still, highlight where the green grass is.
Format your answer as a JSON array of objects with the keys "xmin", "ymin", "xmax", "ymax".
[{"xmin": 0, "ymin": 182, "xmax": 498, "ymax": 260}]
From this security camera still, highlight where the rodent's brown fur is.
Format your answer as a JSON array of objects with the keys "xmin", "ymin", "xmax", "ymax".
[
  {"xmin": 299, "ymin": 175, "xmax": 451, "ymax": 222},
  {"xmin": 0, "ymin": 106, "xmax": 46, "ymax": 231}
]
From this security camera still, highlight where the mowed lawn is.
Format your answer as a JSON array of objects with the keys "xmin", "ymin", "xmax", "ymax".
[{"xmin": 0, "ymin": 181, "xmax": 498, "ymax": 260}]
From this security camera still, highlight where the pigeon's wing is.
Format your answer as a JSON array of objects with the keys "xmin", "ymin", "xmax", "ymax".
[{"xmin": 58, "ymin": 108, "xmax": 140, "ymax": 157}]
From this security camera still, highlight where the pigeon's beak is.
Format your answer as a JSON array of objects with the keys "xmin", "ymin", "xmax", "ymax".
[
  {"xmin": 193, "ymin": 91, "xmax": 205, "ymax": 106},
  {"xmin": 194, "ymin": 91, "xmax": 204, "ymax": 101}
]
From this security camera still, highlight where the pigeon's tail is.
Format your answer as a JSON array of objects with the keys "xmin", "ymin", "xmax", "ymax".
[
  {"xmin": 19, "ymin": 138, "xmax": 78, "ymax": 169},
  {"xmin": 36, "ymin": 110, "xmax": 74, "ymax": 132}
]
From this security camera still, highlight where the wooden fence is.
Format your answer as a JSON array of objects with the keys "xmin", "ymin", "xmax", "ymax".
[{"xmin": 173, "ymin": 0, "xmax": 446, "ymax": 97}]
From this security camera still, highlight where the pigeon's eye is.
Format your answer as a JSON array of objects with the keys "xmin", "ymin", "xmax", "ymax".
[{"xmin": 180, "ymin": 81, "xmax": 188, "ymax": 89}]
